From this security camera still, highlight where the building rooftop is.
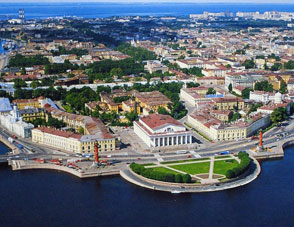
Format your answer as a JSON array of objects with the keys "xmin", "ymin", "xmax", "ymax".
[
  {"xmin": 139, "ymin": 113, "xmax": 183, "ymax": 130},
  {"xmin": 0, "ymin": 98, "xmax": 12, "ymax": 112}
]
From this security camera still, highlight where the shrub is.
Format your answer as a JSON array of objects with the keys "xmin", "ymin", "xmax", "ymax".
[
  {"xmin": 165, "ymin": 173, "xmax": 175, "ymax": 182},
  {"xmin": 226, "ymin": 170, "xmax": 235, "ymax": 179},
  {"xmin": 175, "ymin": 174, "xmax": 183, "ymax": 183},
  {"xmin": 129, "ymin": 163, "xmax": 189, "ymax": 183},
  {"xmin": 183, "ymin": 174, "xmax": 192, "ymax": 183},
  {"xmin": 226, "ymin": 152, "xmax": 252, "ymax": 179}
]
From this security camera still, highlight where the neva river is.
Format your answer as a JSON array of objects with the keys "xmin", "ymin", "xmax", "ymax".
[
  {"xmin": 1, "ymin": 3, "xmax": 294, "ymax": 19},
  {"xmin": 0, "ymin": 144, "xmax": 294, "ymax": 227}
]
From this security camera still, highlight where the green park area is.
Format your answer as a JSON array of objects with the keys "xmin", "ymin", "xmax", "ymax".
[
  {"xmin": 130, "ymin": 152, "xmax": 252, "ymax": 184},
  {"xmin": 213, "ymin": 160, "xmax": 239, "ymax": 175},
  {"xmin": 171, "ymin": 162, "xmax": 210, "ymax": 175}
]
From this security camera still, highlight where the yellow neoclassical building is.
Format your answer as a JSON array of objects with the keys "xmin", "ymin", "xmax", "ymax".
[
  {"xmin": 214, "ymin": 97, "xmax": 244, "ymax": 111},
  {"xmin": 188, "ymin": 112, "xmax": 270, "ymax": 142},
  {"xmin": 19, "ymin": 108, "xmax": 45, "ymax": 122},
  {"xmin": 42, "ymin": 106, "xmax": 119, "ymax": 153},
  {"xmin": 134, "ymin": 91, "xmax": 171, "ymax": 113},
  {"xmin": 13, "ymin": 98, "xmax": 42, "ymax": 110},
  {"xmin": 32, "ymin": 126, "xmax": 117, "ymax": 154}
]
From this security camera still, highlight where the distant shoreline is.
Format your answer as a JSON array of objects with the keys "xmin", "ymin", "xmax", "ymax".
[{"xmin": 1, "ymin": 3, "xmax": 294, "ymax": 20}]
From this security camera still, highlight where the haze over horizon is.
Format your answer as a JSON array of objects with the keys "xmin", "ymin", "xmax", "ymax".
[{"xmin": 1, "ymin": 0, "xmax": 294, "ymax": 3}]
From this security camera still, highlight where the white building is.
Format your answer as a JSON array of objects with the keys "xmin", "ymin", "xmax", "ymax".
[
  {"xmin": 144, "ymin": 60, "xmax": 168, "ymax": 74},
  {"xmin": 134, "ymin": 114, "xmax": 192, "ymax": 148},
  {"xmin": 0, "ymin": 106, "xmax": 34, "ymax": 138},
  {"xmin": 249, "ymin": 91, "xmax": 275, "ymax": 103}
]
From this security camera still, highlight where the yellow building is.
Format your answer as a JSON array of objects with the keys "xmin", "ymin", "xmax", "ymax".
[
  {"xmin": 13, "ymin": 98, "xmax": 41, "ymax": 110},
  {"xmin": 268, "ymin": 74, "xmax": 291, "ymax": 90},
  {"xmin": 44, "ymin": 106, "xmax": 119, "ymax": 152},
  {"xmin": 121, "ymin": 100, "xmax": 141, "ymax": 114},
  {"xmin": 134, "ymin": 91, "xmax": 171, "ymax": 113},
  {"xmin": 187, "ymin": 112, "xmax": 270, "ymax": 141},
  {"xmin": 214, "ymin": 97, "xmax": 244, "ymax": 111},
  {"xmin": 19, "ymin": 108, "xmax": 45, "ymax": 121},
  {"xmin": 32, "ymin": 126, "xmax": 117, "ymax": 153}
]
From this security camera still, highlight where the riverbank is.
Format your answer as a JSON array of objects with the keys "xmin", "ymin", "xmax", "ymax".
[
  {"xmin": 10, "ymin": 159, "xmax": 120, "ymax": 178},
  {"xmin": 120, "ymin": 157, "xmax": 261, "ymax": 193}
]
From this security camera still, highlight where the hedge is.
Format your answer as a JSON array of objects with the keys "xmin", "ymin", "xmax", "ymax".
[
  {"xmin": 225, "ymin": 152, "xmax": 252, "ymax": 179},
  {"xmin": 130, "ymin": 163, "xmax": 192, "ymax": 183}
]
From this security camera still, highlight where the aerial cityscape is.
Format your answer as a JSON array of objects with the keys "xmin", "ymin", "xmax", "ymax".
[{"xmin": 1, "ymin": 1, "xmax": 294, "ymax": 227}]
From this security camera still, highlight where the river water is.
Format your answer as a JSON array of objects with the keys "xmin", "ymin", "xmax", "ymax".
[{"xmin": 0, "ymin": 144, "xmax": 293, "ymax": 227}]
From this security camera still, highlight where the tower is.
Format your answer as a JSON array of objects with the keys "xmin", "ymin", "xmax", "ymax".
[{"xmin": 19, "ymin": 9, "xmax": 24, "ymax": 24}]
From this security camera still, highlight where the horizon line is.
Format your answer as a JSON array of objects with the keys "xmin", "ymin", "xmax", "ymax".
[{"xmin": 1, "ymin": 1, "xmax": 294, "ymax": 4}]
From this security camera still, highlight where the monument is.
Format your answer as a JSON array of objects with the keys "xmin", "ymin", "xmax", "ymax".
[{"xmin": 256, "ymin": 130, "xmax": 265, "ymax": 152}]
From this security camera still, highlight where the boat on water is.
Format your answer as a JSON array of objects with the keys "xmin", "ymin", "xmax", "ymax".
[{"xmin": 171, "ymin": 190, "xmax": 181, "ymax": 194}]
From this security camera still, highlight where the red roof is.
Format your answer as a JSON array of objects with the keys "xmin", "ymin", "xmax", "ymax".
[
  {"xmin": 34, "ymin": 127, "xmax": 82, "ymax": 140},
  {"xmin": 139, "ymin": 114, "xmax": 183, "ymax": 130}
]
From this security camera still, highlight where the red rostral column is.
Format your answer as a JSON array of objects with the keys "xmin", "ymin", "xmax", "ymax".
[
  {"xmin": 94, "ymin": 142, "xmax": 99, "ymax": 163},
  {"xmin": 259, "ymin": 130, "xmax": 263, "ymax": 147}
]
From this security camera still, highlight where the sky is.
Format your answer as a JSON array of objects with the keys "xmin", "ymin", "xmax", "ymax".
[{"xmin": 1, "ymin": 0, "xmax": 294, "ymax": 3}]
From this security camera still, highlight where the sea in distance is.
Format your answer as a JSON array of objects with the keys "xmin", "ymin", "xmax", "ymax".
[
  {"xmin": 0, "ymin": 142, "xmax": 294, "ymax": 227},
  {"xmin": 1, "ymin": 3, "xmax": 294, "ymax": 19}
]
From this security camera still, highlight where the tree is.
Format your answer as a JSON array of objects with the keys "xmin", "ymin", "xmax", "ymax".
[
  {"xmin": 230, "ymin": 112, "xmax": 241, "ymax": 122},
  {"xmin": 182, "ymin": 174, "xmax": 192, "ymax": 183},
  {"xmin": 21, "ymin": 67, "xmax": 26, "ymax": 75},
  {"xmin": 270, "ymin": 63, "xmax": 282, "ymax": 71},
  {"xmin": 78, "ymin": 126, "xmax": 84, "ymax": 135},
  {"xmin": 189, "ymin": 67, "xmax": 204, "ymax": 77},
  {"xmin": 270, "ymin": 107, "xmax": 287, "ymax": 124},
  {"xmin": 228, "ymin": 83, "xmax": 233, "ymax": 92},
  {"xmin": 242, "ymin": 88, "xmax": 253, "ymax": 99},
  {"xmin": 226, "ymin": 170, "xmax": 235, "ymax": 179},
  {"xmin": 248, "ymin": 103, "xmax": 263, "ymax": 115},
  {"xmin": 284, "ymin": 60, "xmax": 294, "ymax": 69},
  {"xmin": 280, "ymin": 81, "xmax": 287, "ymax": 94},
  {"xmin": 30, "ymin": 80, "xmax": 40, "ymax": 89},
  {"xmin": 175, "ymin": 174, "xmax": 183, "ymax": 183},
  {"xmin": 254, "ymin": 81, "xmax": 273, "ymax": 92},
  {"xmin": 157, "ymin": 107, "xmax": 169, "ymax": 115},
  {"xmin": 242, "ymin": 59, "xmax": 255, "ymax": 69},
  {"xmin": 110, "ymin": 67, "xmax": 124, "ymax": 78},
  {"xmin": 206, "ymin": 88, "xmax": 216, "ymax": 95},
  {"xmin": 13, "ymin": 78, "xmax": 27, "ymax": 89},
  {"xmin": 186, "ymin": 82, "xmax": 200, "ymax": 88},
  {"xmin": 125, "ymin": 111, "xmax": 138, "ymax": 122}
]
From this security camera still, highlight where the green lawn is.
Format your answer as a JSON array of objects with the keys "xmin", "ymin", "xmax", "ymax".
[
  {"xmin": 213, "ymin": 160, "xmax": 239, "ymax": 175},
  {"xmin": 171, "ymin": 162, "xmax": 210, "ymax": 175},
  {"xmin": 150, "ymin": 167, "xmax": 181, "ymax": 175},
  {"xmin": 161, "ymin": 158, "xmax": 210, "ymax": 165}
]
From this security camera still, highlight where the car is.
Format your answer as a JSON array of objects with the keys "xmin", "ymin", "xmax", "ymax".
[
  {"xmin": 187, "ymin": 155, "xmax": 191, "ymax": 158},
  {"xmin": 219, "ymin": 151, "xmax": 230, "ymax": 155}
]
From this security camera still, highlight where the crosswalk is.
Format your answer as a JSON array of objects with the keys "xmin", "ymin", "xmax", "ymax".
[
  {"xmin": 190, "ymin": 150, "xmax": 201, "ymax": 158},
  {"xmin": 154, "ymin": 153, "xmax": 164, "ymax": 162}
]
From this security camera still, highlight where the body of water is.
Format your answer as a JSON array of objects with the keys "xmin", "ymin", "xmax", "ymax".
[
  {"xmin": 0, "ymin": 143, "xmax": 294, "ymax": 227},
  {"xmin": 0, "ymin": 142, "xmax": 9, "ymax": 155},
  {"xmin": 1, "ymin": 3, "xmax": 294, "ymax": 19}
]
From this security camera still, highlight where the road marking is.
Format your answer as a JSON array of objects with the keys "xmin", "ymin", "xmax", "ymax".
[
  {"xmin": 154, "ymin": 154, "xmax": 164, "ymax": 162},
  {"xmin": 190, "ymin": 150, "xmax": 201, "ymax": 158}
]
